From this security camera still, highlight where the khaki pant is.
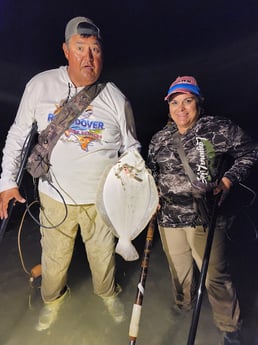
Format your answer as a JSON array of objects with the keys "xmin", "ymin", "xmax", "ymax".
[
  {"xmin": 159, "ymin": 216, "xmax": 240, "ymax": 332},
  {"xmin": 39, "ymin": 193, "xmax": 116, "ymax": 303}
]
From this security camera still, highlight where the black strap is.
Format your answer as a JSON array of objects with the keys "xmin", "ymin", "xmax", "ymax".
[
  {"xmin": 173, "ymin": 131, "xmax": 210, "ymax": 227},
  {"xmin": 173, "ymin": 131, "xmax": 197, "ymax": 183}
]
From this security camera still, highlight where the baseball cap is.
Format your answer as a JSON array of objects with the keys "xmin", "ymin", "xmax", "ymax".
[
  {"xmin": 65, "ymin": 16, "xmax": 101, "ymax": 42},
  {"xmin": 164, "ymin": 76, "xmax": 201, "ymax": 101}
]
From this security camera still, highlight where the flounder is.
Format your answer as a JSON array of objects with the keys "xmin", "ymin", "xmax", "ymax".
[{"xmin": 96, "ymin": 149, "xmax": 159, "ymax": 261}]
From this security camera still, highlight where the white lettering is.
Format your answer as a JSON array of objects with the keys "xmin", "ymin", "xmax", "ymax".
[{"xmin": 195, "ymin": 136, "xmax": 209, "ymax": 183}]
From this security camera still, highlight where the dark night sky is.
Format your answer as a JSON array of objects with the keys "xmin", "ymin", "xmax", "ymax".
[
  {"xmin": 1, "ymin": 0, "xmax": 258, "ymax": 157},
  {"xmin": 1, "ymin": 5, "xmax": 258, "ymax": 345}
]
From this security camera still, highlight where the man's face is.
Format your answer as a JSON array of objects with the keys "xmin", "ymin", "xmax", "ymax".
[
  {"xmin": 63, "ymin": 34, "xmax": 103, "ymax": 87},
  {"xmin": 168, "ymin": 93, "xmax": 199, "ymax": 134}
]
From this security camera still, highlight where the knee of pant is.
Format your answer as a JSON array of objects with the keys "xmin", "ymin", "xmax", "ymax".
[
  {"xmin": 205, "ymin": 275, "xmax": 233, "ymax": 297},
  {"xmin": 205, "ymin": 275, "xmax": 220, "ymax": 291}
]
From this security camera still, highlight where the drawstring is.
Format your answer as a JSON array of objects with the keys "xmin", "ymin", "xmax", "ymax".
[
  {"xmin": 62, "ymin": 82, "xmax": 78, "ymax": 106},
  {"xmin": 62, "ymin": 82, "xmax": 72, "ymax": 105}
]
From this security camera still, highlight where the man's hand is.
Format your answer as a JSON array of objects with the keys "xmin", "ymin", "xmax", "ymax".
[
  {"xmin": 213, "ymin": 177, "xmax": 232, "ymax": 206},
  {"xmin": 0, "ymin": 188, "xmax": 26, "ymax": 219}
]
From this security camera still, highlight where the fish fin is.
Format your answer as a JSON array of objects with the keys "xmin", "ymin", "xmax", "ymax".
[{"xmin": 115, "ymin": 239, "xmax": 139, "ymax": 261}]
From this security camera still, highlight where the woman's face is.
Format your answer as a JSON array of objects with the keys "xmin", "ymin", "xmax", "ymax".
[{"xmin": 168, "ymin": 93, "xmax": 199, "ymax": 134}]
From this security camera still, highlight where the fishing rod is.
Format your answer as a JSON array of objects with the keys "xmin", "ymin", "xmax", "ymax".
[
  {"xmin": 0, "ymin": 122, "xmax": 38, "ymax": 243},
  {"xmin": 186, "ymin": 193, "xmax": 221, "ymax": 345},
  {"xmin": 129, "ymin": 212, "xmax": 157, "ymax": 345}
]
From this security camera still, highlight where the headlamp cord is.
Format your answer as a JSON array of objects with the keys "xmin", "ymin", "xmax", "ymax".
[{"xmin": 225, "ymin": 182, "xmax": 258, "ymax": 242}]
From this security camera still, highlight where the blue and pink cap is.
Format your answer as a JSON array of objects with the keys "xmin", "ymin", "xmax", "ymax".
[{"xmin": 164, "ymin": 76, "xmax": 201, "ymax": 101}]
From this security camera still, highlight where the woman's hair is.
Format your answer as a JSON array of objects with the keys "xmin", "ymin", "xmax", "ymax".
[{"xmin": 195, "ymin": 94, "xmax": 205, "ymax": 115}]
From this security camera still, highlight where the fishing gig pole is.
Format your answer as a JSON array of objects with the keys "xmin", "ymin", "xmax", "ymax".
[
  {"xmin": 128, "ymin": 212, "xmax": 157, "ymax": 345},
  {"xmin": 186, "ymin": 193, "xmax": 221, "ymax": 345},
  {"xmin": 0, "ymin": 122, "xmax": 37, "ymax": 243}
]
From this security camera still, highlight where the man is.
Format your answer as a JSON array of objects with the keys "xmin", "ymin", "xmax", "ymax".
[
  {"xmin": 0, "ymin": 16, "xmax": 140, "ymax": 331},
  {"xmin": 148, "ymin": 76, "xmax": 258, "ymax": 344}
]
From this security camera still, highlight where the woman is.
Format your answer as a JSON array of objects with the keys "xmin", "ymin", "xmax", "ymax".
[{"xmin": 148, "ymin": 76, "xmax": 258, "ymax": 344}]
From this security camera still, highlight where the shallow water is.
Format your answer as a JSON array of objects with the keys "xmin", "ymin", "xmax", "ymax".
[{"xmin": 0, "ymin": 209, "xmax": 257, "ymax": 345}]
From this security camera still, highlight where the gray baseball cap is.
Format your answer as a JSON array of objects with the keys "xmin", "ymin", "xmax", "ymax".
[{"xmin": 65, "ymin": 16, "xmax": 101, "ymax": 42}]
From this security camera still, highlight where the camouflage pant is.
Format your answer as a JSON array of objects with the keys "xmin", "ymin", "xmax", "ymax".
[
  {"xmin": 159, "ymin": 216, "xmax": 241, "ymax": 332},
  {"xmin": 39, "ymin": 192, "xmax": 116, "ymax": 302}
]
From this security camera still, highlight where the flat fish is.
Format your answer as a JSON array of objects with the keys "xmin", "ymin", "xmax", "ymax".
[{"xmin": 96, "ymin": 149, "xmax": 159, "ymax": 261}]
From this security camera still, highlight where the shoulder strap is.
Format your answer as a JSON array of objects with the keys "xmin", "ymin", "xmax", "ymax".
[
  {"xmin": 51, "ymin": 82, "xmax": 106, "ymax": 129},
  {"xmin": 38, "ymin": 82, "xmax": 106, "ymax": 148},
  {"xmin": 173, "ymin": 131, "xmax": 196, "ymax": 182},
  {"xmin": 27, "ymin": 82, "xmax": 106, "ymax": 179},
  {"xmin": 173, "ymin": 131, "xmax": 210, "ymax": 227}
]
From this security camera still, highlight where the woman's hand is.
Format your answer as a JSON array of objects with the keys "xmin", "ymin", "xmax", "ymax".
[{"xmin": 213, "ymin": 177, "xmax": 232, "ymax": 206}]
